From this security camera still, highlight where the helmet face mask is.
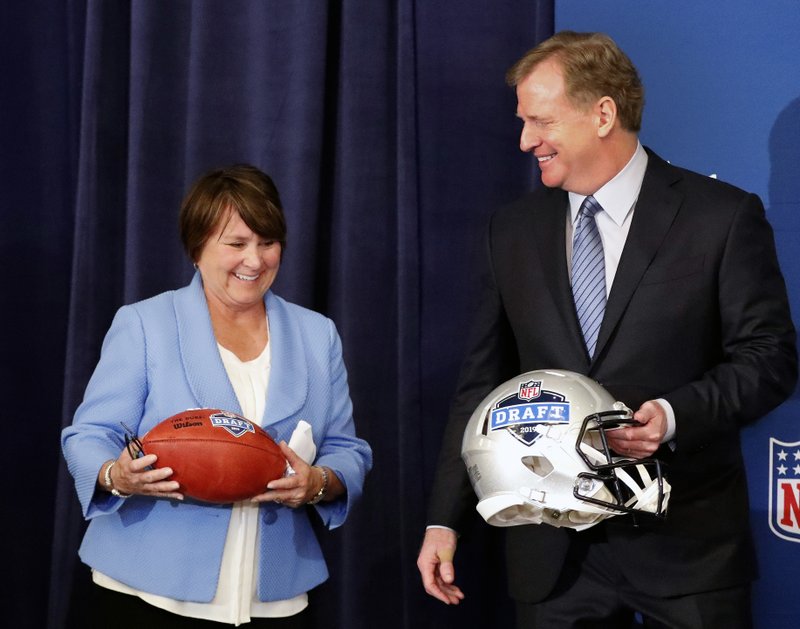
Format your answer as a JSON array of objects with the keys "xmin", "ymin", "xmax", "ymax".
[
  {"xmin": 461, "ymin": 370, "xmax": 671, "ymax": 530},
  {"xmin": 575, "ymin": 411, "xmax": 669, "ymax": 518}
]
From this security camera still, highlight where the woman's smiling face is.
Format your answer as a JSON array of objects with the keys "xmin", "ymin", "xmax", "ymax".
[{"xmin": 196, "ymin": 208, "xmax": 282, "ymax": 314}]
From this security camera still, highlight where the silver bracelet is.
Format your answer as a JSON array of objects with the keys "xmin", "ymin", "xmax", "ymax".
[
  {"xmin": 307, "ymin": 466, "xmax": 329, "ymax": 505},
  {"xmin": 103, "ymin": 460, "xmax": 131, "ymax": 499}
]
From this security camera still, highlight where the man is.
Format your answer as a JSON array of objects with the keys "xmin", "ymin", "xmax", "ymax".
[{"xmin": 417, "ymin": 31, "xmax": 797, "ymax": 628}]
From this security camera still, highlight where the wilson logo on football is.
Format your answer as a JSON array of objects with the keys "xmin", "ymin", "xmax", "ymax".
[
  {"xmin": 210, "ymin": 412, "xmax": 256, "ymax": 438},
  {"xmin": 769, "ymin": 437, "xmax": 800, "ymax": 543}
]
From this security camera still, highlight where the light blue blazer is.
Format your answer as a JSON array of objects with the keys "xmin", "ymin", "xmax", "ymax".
[{"xmin": 62, "ymin": 274, "xmax": 372, "ymax": 602}]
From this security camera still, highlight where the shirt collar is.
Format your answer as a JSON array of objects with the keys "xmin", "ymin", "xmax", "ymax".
[{"xmin": 569, "ymin": 142, "xmax": 648, "ymax": 226}]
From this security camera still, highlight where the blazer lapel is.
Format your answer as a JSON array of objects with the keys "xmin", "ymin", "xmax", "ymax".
[
  {"xmin": 174, "ymin": 273, "xmax": 242, "ymax": 414},
  {"xmin": 174, "ymin": 276, "xmax": 309, "ymax": 428},
  {"xmin": 261, "ymin": 292, "xmax": 309, "ymax": 428},
  {"xmin": 593, "ymin": 151, "xmax": 683, "ymax": 361}
]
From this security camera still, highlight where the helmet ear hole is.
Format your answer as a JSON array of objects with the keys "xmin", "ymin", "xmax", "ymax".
[{"xmin": 522, "ymin": 455, "xmax": 553, "ymax": 477}]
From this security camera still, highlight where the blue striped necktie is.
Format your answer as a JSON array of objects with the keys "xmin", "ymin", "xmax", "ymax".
[{"xmin": 571, "ymin": 195, "xmax": 606, "ymax": 358}]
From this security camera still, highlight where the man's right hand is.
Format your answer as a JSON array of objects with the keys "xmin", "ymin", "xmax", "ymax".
[{"xmin": 416, "ymin": 527, "xmax": 465, "ymax": 605}]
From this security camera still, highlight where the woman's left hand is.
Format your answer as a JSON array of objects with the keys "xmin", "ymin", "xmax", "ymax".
[{"xmin": 250, "ymin": 441, "xmax": 326, "ymax": 507}]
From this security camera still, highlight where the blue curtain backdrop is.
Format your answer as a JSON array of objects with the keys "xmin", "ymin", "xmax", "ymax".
[{"xmin": 0, "ymin": 1, "xmax": 554, "ymax": 628}]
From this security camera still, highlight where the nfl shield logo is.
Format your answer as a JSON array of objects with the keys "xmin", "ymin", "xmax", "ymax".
[
  {"xmin": 768, "ymin": 438, "xmax": 800, "ymax": 543},
  {"xmin": 518, "ymin": 380, "xmax": 541, "ymax": 401}
]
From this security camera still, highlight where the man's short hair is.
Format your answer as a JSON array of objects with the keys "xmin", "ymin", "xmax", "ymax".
[{"xmin": 506, "ymin": 31, "xmax": 644, "ymax": 132}]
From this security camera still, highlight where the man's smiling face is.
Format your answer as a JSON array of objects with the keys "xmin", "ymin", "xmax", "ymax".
[{"xmin": 515, "ymin": 58, "xmax": 603, "ymax": 195}]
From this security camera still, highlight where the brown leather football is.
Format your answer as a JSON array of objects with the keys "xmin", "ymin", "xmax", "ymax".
[{"xmin": 140, "ymin": 409, "xmax": 286, "ymax": 503}]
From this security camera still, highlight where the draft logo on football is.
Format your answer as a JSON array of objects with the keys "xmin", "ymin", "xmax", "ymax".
[{"xmin": 211, "ymin": 412, "xmax": 256, "ymax": 438}]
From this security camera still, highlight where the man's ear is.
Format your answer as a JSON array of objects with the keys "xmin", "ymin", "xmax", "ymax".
[{"xmin": 596, "ymin": 96, "xmax": 617, "ymax": 138}]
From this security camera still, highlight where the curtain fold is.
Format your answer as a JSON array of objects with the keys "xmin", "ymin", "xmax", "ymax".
[
  {"xmin": 3, "ymin": 2, "xmax": 555, "ymax": 627},
  {"xmin": 394, "ymin": 1, "xmax": 425, "ymax": 625}
]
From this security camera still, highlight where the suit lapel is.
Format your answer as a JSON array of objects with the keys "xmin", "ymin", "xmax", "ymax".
[
  {"xmin": 593, "ymin": 151, "xmax": 683, "ymax": 361},
  {"xmin": 528, "ymin": 187, "xmax": 590, "ymax": 364}
]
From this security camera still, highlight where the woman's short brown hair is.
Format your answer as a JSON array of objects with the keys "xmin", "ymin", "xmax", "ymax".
[
  {"xmin": 506, "ymin": 31, "xmax": 644, "ymax": 133},
  {"xmin": 179, "ymin": 164, "xmax": 287, "ymax": 263}
]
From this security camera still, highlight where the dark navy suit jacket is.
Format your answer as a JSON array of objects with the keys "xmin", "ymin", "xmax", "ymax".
[{"xmin": 428, "ymin": 149, "xmax": 797, "ymax": 602}]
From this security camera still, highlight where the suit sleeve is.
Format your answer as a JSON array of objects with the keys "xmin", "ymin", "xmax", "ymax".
[
  {"xmin": 666, "ymin": 192, "xmax": 797, "ymax": 451},
  {"xmin": 426, "ymin": 217, "xmax": 521, "ymax": 532}
]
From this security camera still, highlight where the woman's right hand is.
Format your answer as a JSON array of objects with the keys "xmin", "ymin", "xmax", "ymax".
[{"xmin": 99, "ymin": 447, "xmax": 184, "ymax": 500}]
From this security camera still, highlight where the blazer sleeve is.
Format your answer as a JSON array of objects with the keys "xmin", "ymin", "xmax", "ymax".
[
  {"xmin": 666, "ymin": 192, "xmax": 797, "ymax": 451},
  {"xmin": 61, "ymin": 305, "xmax": 149, "ymax": 519},
  {"xmin": 311, "ymin": 319, "xmax": 373, "ymax": 529}
]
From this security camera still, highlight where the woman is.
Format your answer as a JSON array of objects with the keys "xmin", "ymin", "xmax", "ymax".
[{"xmin": 62, "ymin": 164, "xmax": 372, "ymax": 627}]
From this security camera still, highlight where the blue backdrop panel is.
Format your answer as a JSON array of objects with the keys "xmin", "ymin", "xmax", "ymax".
[{"xmin": 557, "ymin": 2, "xmax": 800, "ymax": 626}]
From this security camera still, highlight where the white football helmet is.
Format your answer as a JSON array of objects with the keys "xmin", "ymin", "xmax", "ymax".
[{"xmin": 461, "ymin": 369, "xmax": 670, "ymax": 531}]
